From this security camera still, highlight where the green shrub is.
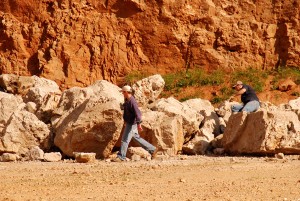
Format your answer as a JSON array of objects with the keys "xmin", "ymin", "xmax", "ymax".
[
  {"xmin": 231, "ymin": 68, "xmax": 266, "ymax": 92},
  {"xmin": 179, "ymin": 95, "xmax": 198, "ymax": 102},
  {"xmin": 163, "ymin": 73, "xmax": 178, "ymax": 91},
  {"xmin": 160, "ymin": 66, "xmax": 300, "ymax": 105},
  {"xmin": 125, "ymin": 71, "xmax": 150, "ymax": 85},
  {"xmin": 273, "ymin": 66, "xmax": 300, "ymax": 84},
  {"xmin": 211, "ymin": 96, "xmax": 225, "ymax": 104}
]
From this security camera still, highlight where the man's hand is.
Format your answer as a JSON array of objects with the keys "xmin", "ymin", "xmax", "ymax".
[
  {"xmin": 229, "ymin": 95, "xmax": 235, "ymax": 102},
  {"xmin": 137, "ymin": 124, "xmax": 143, "ymax": 131}
]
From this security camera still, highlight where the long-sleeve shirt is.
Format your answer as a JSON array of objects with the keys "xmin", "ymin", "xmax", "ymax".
[{"xmin": 123, "ymin": 96, "xmax": 142, "ymax": 125}]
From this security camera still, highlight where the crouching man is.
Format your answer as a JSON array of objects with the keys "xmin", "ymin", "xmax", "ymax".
[{"xmin": 229, "ymin": 81, "xmax": 260, "ymax": 113}]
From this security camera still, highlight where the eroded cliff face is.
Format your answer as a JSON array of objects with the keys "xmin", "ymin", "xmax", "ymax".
[{"xmin": 0, "ymin": 0, "xmax": 299, "ymax": 89}]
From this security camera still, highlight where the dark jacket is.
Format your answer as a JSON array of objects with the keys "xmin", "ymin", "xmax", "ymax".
[
  {"xmin": 123, "ymin": 96, "xmax": 142, "ymax": 125},
  {"xmin": 241, "ymin": 84, "xmax": 259, "ymax": 104}
]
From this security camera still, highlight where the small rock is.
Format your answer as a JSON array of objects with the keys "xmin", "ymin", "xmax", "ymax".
[
  {"xmin": 180, "ymin": 155, "xmax": 188, "ymax": 160},
  {"xmin": 130, "ymin": 154, "xmax": 141, "ymax": 161},
  {"xmin": 28, "ymin": 146, "xmax": 44, "ymax": 161},
  {"xmin": 127, "ymin": 147, "xmax": 151, "ymax": 159},
  {"xmin": 44, "ymin": 152, "xmax": 62, "ymax": 162},
  {"xmin": 0, "ymin": 153, "xmax": 19, "ymax": 162},
  {"xmin": 230, "ymin": 158, "xmax": 236, "ymax": 162},
  {"xmin": 74, "ymin": 152, "xmax": 96, "ymax": 163},
  {"xmin": 152, "ymin": 165, "xmax": 159, "ymax": 169},
  {"xmin": 213, "ymin": 148, "xmax": 225, "ymax": 155},
  {"xmin": 275, "ymin": 153, "xmax": 285, "ymax": 159},
  {"xmin": 180, "ymin": 178, "xmax": 186, "ymax": 183}
]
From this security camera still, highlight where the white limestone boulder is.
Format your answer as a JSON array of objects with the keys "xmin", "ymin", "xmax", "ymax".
[
  {"xmin": 0, "ymin": 74, "xmax": 62, "ymax": 122},
  {"xmin": 52, "ymin": 80, "xmax": 123, "ymax": 118},
  {"xmin": 0, "ymin": 110, "xmax": 51, "ymax": 155},
  {"xmin": 27, "ymin": 146, "xmax": 45, "ymax": 161},
  {"xmin": 183, "ymin": 98, "xmax": 220, "ymax": 135},
  {"xmin": 222, "ymin": 109, "xmax": 300, "ymax": 154},
  {"xmin": 22, "ymin": 76, "xmax": 62, "ymax": 121},
  {"xmin": 132, "ymin": 74, "xmax": 165, "ymax": 107},
  {"xmin": 0, "ymin": 92, "xmax": 23, "ymax": 133},
  {"xmin": 182, "ymin": 98, "xmax": 220, "ymax": 154},
  {"xmin": 53, "ymin": 97, "xmax": 123, "ymax": 159},
  {"xmin": 288, "ymin": 97, "xmax": 300, "ymax": 110},
  {"xmin": 215, "ymin": 100, "xmax": 237, "ymax": 123},
  {"xmin": 150, "ymin": 97, "xmax": 203, "ymax": 141},
  {"xmin": 182, "ymin": 98, "xmax": 214, "ymax": 112},
  {"xmin": 182, "ymin": 132, "xmax": 211, "ymax": 155},
  {"xmin": 52, "ymin": 80, "xmax": 124, "ymax": 159},
  {"xmin": 260, "ymin": 101, "xmax": 281, "ymax": 111},
  {"xmin": 139, "ymin": 110, "xmax": 184, "ymax": 156}
]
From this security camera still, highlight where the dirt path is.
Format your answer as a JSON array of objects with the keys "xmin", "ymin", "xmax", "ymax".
[{"xmin": 0, "ymin": 155, "xmax": 300, "ymax": 201}]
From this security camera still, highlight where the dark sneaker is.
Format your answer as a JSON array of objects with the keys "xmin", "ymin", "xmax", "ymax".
[
  {"xmin": 111, "ymin": 157, "xmax": 124, "ymax": 162},
  {"xmin": 150, "ymin": 149, "xmax": 158, "ymax": 160}
]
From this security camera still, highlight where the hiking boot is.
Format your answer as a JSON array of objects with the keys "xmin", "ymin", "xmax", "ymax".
[
  {"xmin": 111, "ymin": 157, "xmax": 124, "ymax": 162},
  {"xmin": 150, "ymin": 149, "xmax": 158, "ymax": 160}
]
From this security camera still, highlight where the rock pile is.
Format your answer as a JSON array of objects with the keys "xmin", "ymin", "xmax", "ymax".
[{"xmin": 0, "ymin": 74, "xmax": 299, "ymax": 162}]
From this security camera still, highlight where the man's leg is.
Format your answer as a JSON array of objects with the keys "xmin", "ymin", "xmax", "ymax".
[
  {"xmin": 132, "ymin": 127, "xmax": 156, "ymax": 154},
  {"xmin": 242, "ymin": 100, "xmax": 260, "ymax": 112},
  {"xmin": 117, "ymin": 124, "xmax": 134, "ymax": 160},
  {"xmin": 232, "ymin": 104, "xmax": 244, "ymax": 112}
]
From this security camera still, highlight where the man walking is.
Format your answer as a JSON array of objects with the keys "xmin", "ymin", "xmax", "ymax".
[
  {"xmin": 113, "ymin": 85, "xmax": 158, "ymax": 162},
  {"xmin": 230, "ymin": 81, "xmax": 260, "ymax": 113}
]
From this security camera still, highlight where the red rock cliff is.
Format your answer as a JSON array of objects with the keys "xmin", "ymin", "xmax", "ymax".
[{"xmin": 0, "ymin": 0, "xmax": 299, "ymax": 89}]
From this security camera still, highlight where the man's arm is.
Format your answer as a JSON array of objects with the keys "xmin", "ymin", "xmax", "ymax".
[
  {"xmin": 131, "ymin": 98, "xmax": 143, "ymax": 131},
  {"xmin": 235, "ymin": 88, "xmax": 246, "ymax": 95},
  {"xmin": 229, "ymin": 88, "xmax": 246, "ymax": 101}
]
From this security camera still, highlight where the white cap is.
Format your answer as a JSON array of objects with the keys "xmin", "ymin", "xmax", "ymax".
[
  {"xmin": 120, "ymin": 85, "xmax": 132, "ymax": 92},
  {"xmin": 233, "ymin": 81, "xmax": 243, "ymax": 87}
]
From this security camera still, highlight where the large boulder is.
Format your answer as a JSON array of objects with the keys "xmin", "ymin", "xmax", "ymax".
[
  {"xmin": 181, "ymin": 98, "xmax": 220, "ymax": 154},
  {"xmin": 182, "ymin": 98, "xmax": 214, "ymax": 112},
  {"xmin": 150, "ymin": 97, "xmax": 203, "ymax": 141},
  {"xmin": 132, "ymin": 74, "xmax": 165, "ymax": 107},
  {"xmin": 260, "ymin": 101, "xmax": 282, "ymax": 111},
  {"xmin": 183, "ymin": 98, "xmax": 220, "ymax": 136},
  {"xmin": 23, "ymin": 76, "xmax": 62, "ymax": 122},
  {"xmin": 0, "ymin": 74, "xmax": 62, "ymax": 122},
  {"xmin": 139, "ymin": 110, "xmax": 184, "ymax": 156},
  {"xmin": 53, "ymin": 80, "xmax": 123, "ymax": 118},
  {"xmin": 22, "ymin": 75, "xmax": 61, "ymax": 103},
  {"xmin": 0, "ymin": 110, "xmax": 51, "ymax": 155},
  {"xmin": 53, "ymin": 97, "xmax": 123, "ymax": 159},
  {"xmin": 182, "ymin": 131, "xmax": 212, "ymax": 155},
  {"xmin": 222, "ymin": 109, "xmax": 300, "ymax": 154},
  {"xmin": 0, "ymin": 92, "xmax": 23, "ymax": 133},
  {"xmin": 215, "ymin": 100, "xmax": 237, "ymax": 123},
  {"xmin": 53, "ymin": 80, "xmax": 124, "ymax": 159},
  {"xmin": 288, "ymin": 97, "xmax": 300, "ymax": 110}
]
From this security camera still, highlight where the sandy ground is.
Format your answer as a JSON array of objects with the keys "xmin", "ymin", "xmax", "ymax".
[{"xmin": 0, "ymin": 155, "xmax": 300, "ymax": 201}]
